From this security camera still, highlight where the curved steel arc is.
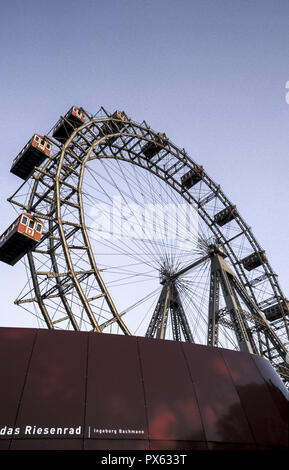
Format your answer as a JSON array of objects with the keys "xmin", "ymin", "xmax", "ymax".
[
  {"xmin": 28, "ymin": 120, "xmax": 289, "ymax": 324},
  {"xmin": 55, "ymin": 133, "xmax": 102, "ymax": 332},
  {"xmin": 76, "ymin": 150, "xmax": 131, "ymax": 335},
  {"xmin": 14, "ymin": 115, "xmax": 288, "ymax": 321}
]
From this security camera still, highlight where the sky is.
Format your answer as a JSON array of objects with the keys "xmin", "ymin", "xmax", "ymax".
[{"xmin": 0, "ymin": 0, "xmax": 289, "ymax": 329}]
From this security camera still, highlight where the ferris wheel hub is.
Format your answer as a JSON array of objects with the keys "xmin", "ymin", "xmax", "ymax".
[{"xmin": 207, "ymin": 244, "xmax": 227, "ymax": 258}]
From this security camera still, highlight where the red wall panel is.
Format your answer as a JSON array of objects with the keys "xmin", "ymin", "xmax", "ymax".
[
  {"xmin": 222, "ymin": 349, "xmax": 288, "ymax": 448},
  {"xmin": 149, "ymin": 440, "xmax": 208, "ymax": 450},
  {"xmin": 207, "ymin": 442, "xmax": 257, "ymax": 450},
  {"xmin": 84, "ymin": 439, "xmax": 149, "ymax": 450},
  {"xmin": 138, "ymin": 337, "xmax": 205, "ymax": 442},
  {"xmin": 85, "ymin": 333, "xmax": 148, "ymax": 441},
  {"xmin": 14, "ymin": 329, "xmax": 87, "ymax": 440},
  {"xmin": 0, "ymin": 440, "xmax": 10, "ymax": 450},
  {"xmin": 252, "ymin": 354, "xmax": 289, "ymax": 414},
  {"xmin": 251, "ymin": 355, "xmax": 289, "ymax": 447},
  {"xmin": 0, "ymin": 328, "xmax": 36, "ymax": 442},
  {"xmin": 10, "ymin": 438, "xmax": 83, "ymax": 450},
  {"xmin": 182, "ymin": 343, "xmax": 254, "ymax": 444}
]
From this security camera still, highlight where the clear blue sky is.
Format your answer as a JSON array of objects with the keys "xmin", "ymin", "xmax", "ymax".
[{"xmin": 1, "ymin": 0, "xmax": 289, "ymax": 328}]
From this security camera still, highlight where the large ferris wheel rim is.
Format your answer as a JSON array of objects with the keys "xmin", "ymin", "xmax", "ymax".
[
  {"xmin": 10, "ymin": 106, "xmax": 289, "ymax": 382},
  {"xmin": 56, "ymin": 111, "xmax": 285, "ymax": 295},
  {"xmin": 17, "ymin": 109, "xmax": 288, "ymax": 319}
]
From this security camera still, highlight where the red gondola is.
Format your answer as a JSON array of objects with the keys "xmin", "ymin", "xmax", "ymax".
[
  {"xmin": 10, "ymin": 134, "xmax": 51, "ymax": 180},
  {"xmin": 0, "ymin": 213, "xmax": 44, "ymax": 266},
  {"xmin": 99, "ymin": 110, "xmax": 127, "ymax": 144},
  {"xmin": 52, "ymin": 106, "xmax": 86, "ymax": 141}
]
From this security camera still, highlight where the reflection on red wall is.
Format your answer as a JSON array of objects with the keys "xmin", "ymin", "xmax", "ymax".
[{"xmin": 0, "ymin": 327, "xmax": 287, "ymax": 450}]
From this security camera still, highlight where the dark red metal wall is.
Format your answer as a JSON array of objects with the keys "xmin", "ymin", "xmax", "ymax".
[{"xmin": 0, "ymin": 327, "xmax": 288, "ymax": 450}]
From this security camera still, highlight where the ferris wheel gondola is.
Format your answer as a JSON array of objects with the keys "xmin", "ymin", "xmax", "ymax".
[
  {"xmin": 0, "ymin": 213, "xmax": 44, "ymax": 265},
  {"xmin": 10, "ymin": 134, "xmax": 51, "ymax": 180}
]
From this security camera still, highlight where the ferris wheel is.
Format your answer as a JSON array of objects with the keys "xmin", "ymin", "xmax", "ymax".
[{"xmin": 1, "ymin": 105, "xmax": 289, "ymax": 385}]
